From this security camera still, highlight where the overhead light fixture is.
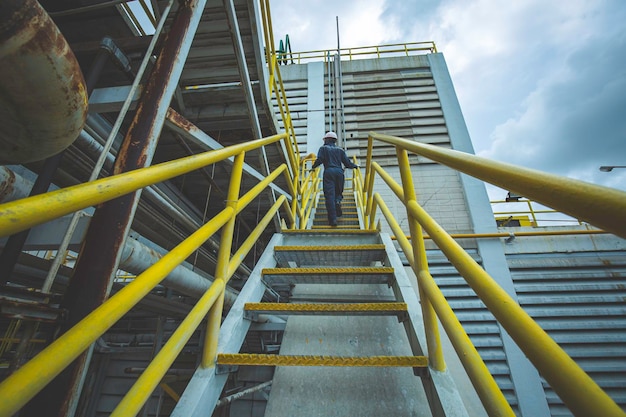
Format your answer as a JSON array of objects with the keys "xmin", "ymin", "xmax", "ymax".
[
  {"xmin": 505, "ymin": 192, "xmax": 523, "ymax": 202},
  {"xmin": 599, "ymin": 165, "xmax": 626, "ymax": 172}
]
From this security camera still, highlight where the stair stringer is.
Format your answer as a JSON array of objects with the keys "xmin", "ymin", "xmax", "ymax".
[
  {"xmin": 170, "ymin": 233, "xmax": 284, "ymax": 417},
  {"xmin": 380, "ymin": 233, "xmax": 470, "ymax": 417}
]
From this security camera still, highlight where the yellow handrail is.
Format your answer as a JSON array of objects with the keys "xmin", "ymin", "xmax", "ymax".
[
  {"xmin": 0, "ymin": 133, "xmax": 287, "ymax": 238},
  {"xmin": 281, "ymin": 41, "xmax": 438, "ymax": 64},
  {"xmin": 360, "ymin": 131, "xmax": 626, "ymax": 417},
  {"xmin": 369, "ymin": 131, "xmax": 626, "ymax": 239},
  {"xmin": 0, "ymin": 139, "xmax": 294, "ymax": 416}
]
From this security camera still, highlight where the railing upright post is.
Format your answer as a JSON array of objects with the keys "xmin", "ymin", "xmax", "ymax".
[
  {"xmin": 202, "ymin": 151, "xmax": 245, "ymax": 368},
  {"xmin": 396, "ymin": 147, "xmax": 445, "ymax": 371},
  {"xmin": 527, "ymin": 200, "xmax": 538, "ymax": 226},
  {"xmin": 364, "ymin": 135, "xmax": 375, "ymax": 228}
]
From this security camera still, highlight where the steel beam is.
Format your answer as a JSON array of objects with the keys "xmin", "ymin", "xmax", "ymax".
[{"xmin": 23, "ymin": 1, "xmax": 210, "ymax": 415}]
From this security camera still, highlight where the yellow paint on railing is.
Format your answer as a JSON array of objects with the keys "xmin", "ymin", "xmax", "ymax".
[
  {"xmin": 159, "ymin": 383, "xmax": 181, "ymax": 402},
  {"xmin": 112, "ymin": 279, "xmax": 225, "ymax": 417},
  {"xmin": 362, "ymin": 131, "xmax": 626, "ymax": 416},
  {"xmin": 373, "ymin": 193, "xmax": 413, "ymax": 265},
  {"xmin": 418, "ymin": 270, "xmax": 515, "ymax": 417},
  {"xmin": 0, "ymin": 207, "xmax": 233, "ymax": 416},
  {"xmin": 396, "ymin": 147, "xmax": 445, "ymax": 372},
  {"xmin": 369, "ymin": 131, "xmax": 626, "ymax": 239},
  {"xmin": 204, "ymin": 152, "xmax": 245, "ymax": 368},
  {"xmin": 404, "ymin": 198, "xmax": 625, "ymax": 417},
  {"xmin": 0, "ymin": 133, "xmax": 286, "ymax": 237},
  {"xmin": 283, "ymin": 41, "xmax": 437, "ymax": 64},
  {"xmin": 228, "ymin": 195, "xmax": 287, "ymax": 279}
]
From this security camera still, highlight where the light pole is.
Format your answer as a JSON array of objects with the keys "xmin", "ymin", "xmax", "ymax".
[{"xmin": 599, "ymin": 165, "xmax": 626, "ymax": 172}]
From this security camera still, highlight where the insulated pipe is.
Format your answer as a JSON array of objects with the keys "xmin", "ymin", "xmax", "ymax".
[
  {"xmin": 0, "ymin": 164, "xmax": 241, "ymax": 305},
  {"xmin": 215, "ymin": 380, "xmax": 272, "ymax": 408},
  {"xmin": 0, "ymin": 0, "xmax": 88, "ymax": 164},
  {"xmin": 0, "ymin": 167, "xmax": 31, "ymax": 203},
  {"xmin": 120, "ymin": 238, "xmax": 238, "ymax": 307},
  {"xmin": 74, "ymin": 130, "xmax": 252, "ymax": 279}
]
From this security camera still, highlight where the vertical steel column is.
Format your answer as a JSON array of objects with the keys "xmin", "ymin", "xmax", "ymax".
[
  {"xmin": 21, "ymin": 1, "xmax": 209, "ymax": 416},
  {"xmin": 396, "ymin": 147, "xmax": 445, "ymax": 371},
  {"xmin": 223, "ymin": 0, "xmax": 280, "ymax": 230}
]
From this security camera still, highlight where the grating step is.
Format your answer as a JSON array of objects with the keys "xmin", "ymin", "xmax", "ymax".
[
  {"xmin": 315, "ymin": 211, "xmax": 358, "ymax": 216},
  {"xmin": 244, "ymin": 302, "xmax": 408, "ymax": 319},
  {"xmin": 274, "ymin": 244, "xmax": 386, "ymax": 267},
  {"xmin": 262, "ymin": 267, "xmax": 394, "ymax": 285},
  {"xmin": 312, "ymin": 225, "xmax": 359, "ymax": 229},
  {"xmin": 217, "ymin": 353, "xmax": 428, "ymax": 368},
  {"xmin": 281, "ymin": 229, "xmax": 377, "ymax": 235},
  {"xmin": 313, "ymin": 219, "xmax": 359, "ymax": 224}
]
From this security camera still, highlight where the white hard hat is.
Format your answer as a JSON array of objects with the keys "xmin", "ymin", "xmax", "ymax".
[{"xmin": 323, "ymin": 131, "xmax": 338, "ymax": 141}]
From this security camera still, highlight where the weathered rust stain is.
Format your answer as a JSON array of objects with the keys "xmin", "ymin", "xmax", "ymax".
[
  {"xmin": 39, "ymin": 1, "xmax": 204, "ymax": 414},
  {"xmin": 0, "ymin": 0, "xmax": 87, "ymax": 164},
  {"xmin": 167, "ymin": 108, "xmax": 196, "ymax": 132},
  {"xmin": 0, "ymin": 0, "xmax": 38, "ymax": 46},
  {"xmin": 0, "ymin": 168, "xmax": 16, "ymax": 202}
]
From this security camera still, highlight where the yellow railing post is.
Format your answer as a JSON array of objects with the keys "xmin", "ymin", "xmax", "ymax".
[
  {"xmin": 369, "ymin": 131, "xmax": 626, "ymax": 239},
  {"xmin": 405, "ymin": 197, "xmax": 626, "ymax": 417},
  {"xmin": 202, "ymin": 151, "xmax": 245, "ymax": 368},
  {"xmin": 396, "ymin": 147, "xmax": 445, "ymax": 371},
  {"xmin": 364, "ymin": 136, "xmax": 375, "ymax": 229}
]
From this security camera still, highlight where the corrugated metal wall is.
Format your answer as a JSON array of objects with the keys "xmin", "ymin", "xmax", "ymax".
[
  {"xmin": 430, "ymin": 235, "xmax": 626, "ymax": 417},
  {"xmin": 510, "ymin": 249, "xmax": 626, "ymax": 416}
]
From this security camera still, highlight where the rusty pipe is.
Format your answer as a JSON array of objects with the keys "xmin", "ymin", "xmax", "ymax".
[{"xmin": 0, "ymin": 0, "xmax": 88, "ymax": 164}]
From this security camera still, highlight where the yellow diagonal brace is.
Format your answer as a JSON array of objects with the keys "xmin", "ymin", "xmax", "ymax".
[{"xmin": 217, "ymin": 354, "xmax": 428, "ymax": 367}]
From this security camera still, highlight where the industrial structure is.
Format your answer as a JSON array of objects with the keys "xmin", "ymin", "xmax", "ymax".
[{"xmin": 0, "ymin": 0, "xmax": 625, "ymax": 416}]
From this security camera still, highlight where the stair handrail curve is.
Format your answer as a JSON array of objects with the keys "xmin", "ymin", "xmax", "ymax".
[
  {"xmin": 360, "ymin": 131, "xmax": 626, "ymax": 417},
  {"xmin": 0, "ymin": 133, "xmax": 300, "ymax": 416}
]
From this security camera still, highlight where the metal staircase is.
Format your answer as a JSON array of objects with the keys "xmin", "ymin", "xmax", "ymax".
[
  {"xmin": 312, "ymin": 187, "xmax": 362, "ymax": 229},
  {"xmin": 173, "ymin": 188, "xmax": 468, "ymax": 416}
]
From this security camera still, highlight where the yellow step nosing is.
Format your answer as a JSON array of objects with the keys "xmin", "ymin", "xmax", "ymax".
[
  {"xmin": 274, "ymin": 244, "xmax": 385, "ymax": 251},
  {"xmin": 281, "ymin": 229, "xmax": 376, "ymax": 234},
  {"xmin": 217, "ymin": 353, "xmax": 428, "ymax": 367},
  {"xmin": 244, "ymin": 302, "xmax": 407, "ymax": 313},
  {"xmin": 262, "ymin": 267, "xmax": 394, "ymax": 275},
  {"xmin": 311, "ymin": 226, "xmax": 360, "ymax": 229}
]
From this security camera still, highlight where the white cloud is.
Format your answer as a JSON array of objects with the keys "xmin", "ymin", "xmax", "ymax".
[
  {"xmin": 269, "ymin": 0, "xmax": 626, "ymax": 191},
  {"xmin": 270, "ymin": 0, "xmax": 392, "ymax": 52}
]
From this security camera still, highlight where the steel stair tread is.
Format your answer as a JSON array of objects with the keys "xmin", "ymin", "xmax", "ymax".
[
  {"xmin": 281, "ymin": 229, "xmax": 377, "ymax": 235},
  {"xmin": 274, "ymin": 245, "xmax": 387, "ymax": 267},
  {"xmin": 244, "ymin": 302, "xmax": 408, "ymax": 317},
  {"xmin": 217, "ymin": 353, "xmax": 428, "ymax": 368},
  {"xmin": 262, "ymin": 267, "xmax": 394, "ymax": 285}
]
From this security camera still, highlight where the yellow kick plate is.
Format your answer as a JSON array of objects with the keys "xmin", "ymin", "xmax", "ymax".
[{"xmin": 217, "ymin": 353, "xmax": 428, "ymax": 367}]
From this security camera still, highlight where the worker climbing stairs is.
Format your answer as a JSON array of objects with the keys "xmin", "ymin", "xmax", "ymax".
[
  {"xmin": 313, "ymin": 186, "xmax": 361, "ymax": 229},
  {"xmin": 174, "ymin": 182, "xmax": 468, "ymax": 417}
]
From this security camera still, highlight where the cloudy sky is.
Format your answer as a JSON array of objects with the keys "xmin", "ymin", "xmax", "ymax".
[{"xmin": 270, "ymin": 0, "xmax": 626, "ymax": 198}]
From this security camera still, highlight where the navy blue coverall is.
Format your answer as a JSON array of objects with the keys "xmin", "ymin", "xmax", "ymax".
[{"xmin": 312, "ymin": 142, "xmax": 358, "ymax": 226}]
